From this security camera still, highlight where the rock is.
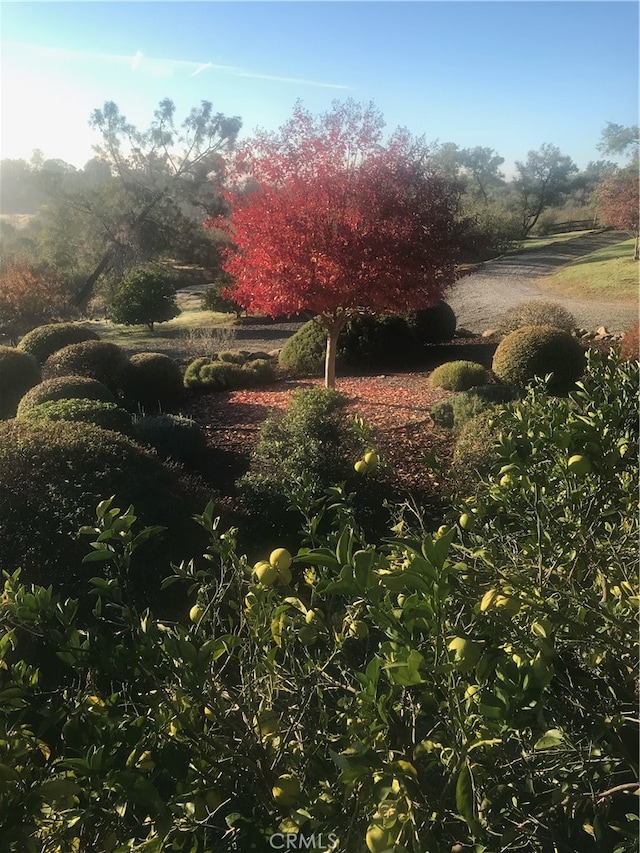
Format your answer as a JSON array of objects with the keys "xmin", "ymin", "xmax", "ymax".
[
  {"xmin": 482, "ymin": 329, "xmax": 497, "ymax": 338},
  {"xmin": 454, "ymin": 328, "xmax": 476, "ymax": 339},
  {"xmin": 268, "ymin": 349, "xmax": 281, "ymax": 359},
  {"xmin": 583, "ymin": 331, "xmax": 596, "ymax": 340},
  {"xmin": 246, "ymin": 351, "xmax": 272, "ymax": 361},
  {"xmin": 575, "ymin": 327, "xmax": 588, "ymax": 337},
  {"xmin": 596, "ymin": 326, "xmax": 610, "ymax": 336}
]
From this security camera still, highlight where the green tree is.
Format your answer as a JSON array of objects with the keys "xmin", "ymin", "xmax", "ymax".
[
  {"xmin": 511, "ymin": 143, "xmax": 578, "ymax": 234},
  {"xmin": 597, "ymin": 121, "xmax": 639, "ymax": 164},
  {"xmin": 108, "ymin": 269, "xmax": 180, "ymax": 330}
]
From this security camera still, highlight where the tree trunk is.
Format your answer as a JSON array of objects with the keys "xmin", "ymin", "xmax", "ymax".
[
  {"xmin": 323, "ymin": 314, "xmax": 348, "ymax": 389},
  {"xmin": 634, "ymin": 233, "xmax": 639, "ymax": 261},
  {"xmin": 74, "ymin": 251, "xmax": 114, "ymax": 307}
]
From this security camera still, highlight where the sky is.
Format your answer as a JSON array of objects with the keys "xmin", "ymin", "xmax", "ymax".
[{"xmin": 0, "ymin": 1, "xmax": 638, "ymax": 177}]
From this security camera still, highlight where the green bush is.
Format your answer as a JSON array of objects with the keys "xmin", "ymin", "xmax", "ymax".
[
  {"xmin": 339, "ymin": 315, "xmax": 425, "ymax": 369},
  {"xmin": 42, "ymin": 340, "xmax": 129, "ymax": 392},
  {"xmin": 450, "ymin": 384, "xmax": 518, "ymax": 431},
  {"xmin": 492, "ymin": 325, "xmax": 585, "ymax": 391},
  {"xmin": 19, "ymin": 398, "xmax": 134, "ymax": 435},
  {"xmin": 0, "ymin": 420, "xmax": 209, "ymax": 594},
  {"xmin": 108, "ymin": 269, "xmax": 180, "ymax": 330},
  {"xmin": 16, "ymin": 375, "xmax": 116, "ymax": 417},
  {"xmin": 495, "ymin": 300, "xmax": 576, "ymax": 335},
  {"xmin": 183, "ymin": 356, "xmax": 275, "ymax": 391},
  {"xmin": 0, "ymin": 345, "xmax": 41, "ymax": 418},
  {"xmin": 450, "ymin": 409, "xmax": 501, "ymax": 493},
  {"xmin": 17, "ymin": 322, "xmax": 100, "ymax": 364},
  {"xmin": 217, "ymin": 350, "xmax": 246, "ymax": 365},
  {"xmin": 428, "ymin": 359, "xmax": 490, "ymax": 391},
  {"xmin": 429, "ymin": 400, "xmax": 454, "ymax": 428},
  {"xmin": 132, "ymin": 414, "xmax": 208, "ymax": 467},
  {"xmin": 278, "ymin": 319, "xmax": 327, "ymax": 375},
  {"xmin": 122, "ymin": 352, "xmax": 184, "ymax": 412},
  {"xmin": 406, "ymin": 300, "xmax": 457, "ymax": 344}
]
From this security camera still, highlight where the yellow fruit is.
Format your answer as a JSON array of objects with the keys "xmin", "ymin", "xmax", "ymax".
[
  {"xmin": 448, "ymin": 637, "xmax": 482, "ymax": 670},
  {"xmin": 275, "ymin": 564, "xmax": 292, "ymax": 585},
  {"xmin": 254, "ymin": 561, "xmax": 279, "ymax": 586},
  {"xmin": 459, "ymin": 513, "xmax": 475, "ymax": 531},
  {"xmin": 567, "ymin": 454, "xmax": 592, "ymax": 476},
  {"xmin": 272, "ymin": 773, "xmax": 301, "ymax": 806},
  {"xmin": 364, "ymin": 450, "xmax": 379, "ymax": 466},
  {"xmin": 189, "ymin": 604, "xmax": 204, "ymax": 623},
  {"xmin": 500, "ymin": 474, "xmax": 516, "ymax": 488},
  {"xmin": 354, "ymin": 459, "xmax": 370, "ymax": 474},
  {"xmin": 366, "ymin": 824, "xmax": 394, "ymax": 853},
  {"xmin": 270, "ymin": 548, "xmax": 293, "ymax": 571}
]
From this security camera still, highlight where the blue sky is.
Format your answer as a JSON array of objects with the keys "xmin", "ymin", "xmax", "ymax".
[{"xmin": 1, "ymin": 1, "xmax": 638, "ymax": 176}]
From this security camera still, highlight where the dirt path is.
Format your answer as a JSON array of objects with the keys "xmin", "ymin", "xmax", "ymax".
[{"xmin": 447, "ymin": 230, "xmax": 638, "ymax": 333}]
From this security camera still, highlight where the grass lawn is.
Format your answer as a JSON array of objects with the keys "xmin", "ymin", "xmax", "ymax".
[
  {"xmin": 537, "ymin": 237, "xmax": 638, "ymax": 301},
  {"xmin": 510, "ymin": 229, "xmax": 601, "ymax": 254}
]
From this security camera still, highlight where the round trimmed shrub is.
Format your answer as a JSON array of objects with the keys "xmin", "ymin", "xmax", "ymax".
[
  {"xmin": 19, "ymin": 398, "xmax": 133, "ymax": 435},
  {"xmin": 495, "ymin": 300, "xmax": 576, "ymax": 335},
  {"xmin": 42, "ymin": 340, "xmax": 129, "ymax": 392},
  {"xmin": 17, "ymin": 323, "xmax": 100, "ymax": 365},
  {"xmin": 0, "ymin": 346, "xmax": 41, "ymax": 419},
  {"xmin": 279, "ymin": 320, "xmax": 326, "ymax": 375},
  {"xmin": 428, "ymin": 360, "xmax": 490, "ymax": 391},
  {"xmin": 132, "ymin": 414, "xmax": 207, "ymax": 467},
  {"xmin": 450, "ymin": 384, "xmax": 519, "ymax": 431},
  {"xmin": 16, "ymin": 375, "xmax": 115, "ymax": 417},
  {"xmin": 218, "ymin": 350, "xmax": 246, "ymax": 365},
  {"xmin": 0, "ymin": 419, "xmax": 206, "ymax": 593},
  {"xmin": 429, "ymin": 400, "xmax": 454, "ymax": 429},
  {"xmin": 449, "ymin": 409, "xmax": 501, "ymax": 494},
  {"xmin": 406, "ymin": 301, "xmax": 457, "ymax": 344},
  {"xmin": 122, "ymin": 352, "xmax": 184, "ymax": 412},
  {"xmin": 492, "ymin": 325, "xmax": 585, "ymax": 391},
  {"xmin": 339, "ymin": 315, "xmax": 425, "ymax": 369},
  {"xmin": 244, "ymin": 358, "xmax": 276, "ymax": 384}
]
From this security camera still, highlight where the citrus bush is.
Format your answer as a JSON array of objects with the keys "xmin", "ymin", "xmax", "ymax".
[
  {"xmin": 495, "ymin": 299, "xmax": 576, "ymax": 335},
  {"xmin": 18, "ymin": 398, "xmax": 134, "ymax": 434},
  {"xmin": 405, "ymin": 300, "xmax": 457, "ymax": 344},
  {"xmin": 42, "ymin": 340, "xmax": 129, "ymax": 393},
  {"xmin": 121, "ymin": 352, "xmax": 184, "ymax": 412},
  {"xmin": 16, "ymin": 375, "xmax": 116, "ymax": 417},
  {"xmin": 428, "ymin": 359, "xmax": 489, "ymax": 391},
  {"xmin": 0, "ymin": 345, "xmax": 41, "ymax": 418},
  {"xmin": 2, "ymin": 360, "xmax": 636, "ymax": 853},
  {"xmin": 17, "ymin": 322, "xmax": 100, "ymax": 364},
  {"xmin": 492, "ymin": 325, "xmax": 585, "ymax": 391}
]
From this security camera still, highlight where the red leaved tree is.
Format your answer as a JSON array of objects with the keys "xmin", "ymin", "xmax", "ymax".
[
  {"xmin": 209, "ymin": 100, "xmax": 461, "ymax": 387},
  {"xmin": 0, "ymin": 257, "xmax": 74, "ymax": 342},
  {"xmin": 595, "ymin": 167, "xmax": 639, "ymax": 260}
]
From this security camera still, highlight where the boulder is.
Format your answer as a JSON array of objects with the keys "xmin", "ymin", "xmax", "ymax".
[
  {"xmin": 481, "ymin": 329, "xmax": 497, "ymax": 338},
  {"xmin": 596, "ymin": 326, "xmax": 610, "ymax": 336}
]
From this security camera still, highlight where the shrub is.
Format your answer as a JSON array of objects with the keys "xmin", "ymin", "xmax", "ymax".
[
  {"xmin": 132, "ymin": 414, "xmax": 207, "ymax": 468},
  {"xmin": 0, "ymin": 258, "xmax": 74, "ymax": 340},
  {"xmin": 19, "ymin": 398, "xmax": 134, "ymax": 435},
  {"xmin": 495, "ymin": 300, "xmax": 576, "ymax": 335},
  {"xmin": 17, "ymin": 322, "xmax": 100, "ymax": 365},
  {"xmin": 121, "ymin": 352, "xmax": 184, "ymax": 412},
  {"xmin": 492, "ymin": 325, "xmax": 585, "ymax": 391},
  {"xmin": 428, "ymin": 360, "xmax": 489, "ymax": 391},
  {"xmin": 278, "ymin": 319, "xmax": 326, "ymax": 375},
  {"xmin": 108, "ymin": 269, "xmax": 180, "ymax": 331},
  {"xmin": 16, "ymin": 375, "xmax": 115, "ymax": 417},
  {"xmin": 0, "ymin": 420, "xmax": 207, "ymax": 591},
  {"xmin": 449, "ymin": 409, "xmax": 501, "ymax": 493},
  {"xmin": 183, "ymin": 356, "xmax": 274, "ymax": 391},
  {"xmin": 42, "ymin": 340, "xmax": 129, "ymax": 392},
  {"xmin": 406, "ymin": 300, "xmax": 457, "ymax": 344},
  {"xmin": 218, "ymin": 350, "xmax": 246, "ymax": 365},
  {"xmin": 0, "ymin": 345, "xmax": 41, "ymax": 418},
  {"xmin": 339, "ymin": 315, "xmax": 425, "ymax": 369},
  {"xmin": 619, "ymin": 322, "xmax": 639, "ymax": 360},
  {"xmin": 429, "ymin": 400, "xmax": 454, "ymax": 428},
  {"xmin": 450, "ymin": 384, "xmax": 519, "ymax": 431}
]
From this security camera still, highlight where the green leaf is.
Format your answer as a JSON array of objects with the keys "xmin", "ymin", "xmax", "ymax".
[
  {"xmin": 82, "ymin": 549, "xmax": 115, "ymax": 563},
  {"xmin": 533, "ymin": 729, "xmax": 564, "ymax": 750},
  {"xmin": 456, "ymin": 763, "xmax": 483, "ymax": 837}
]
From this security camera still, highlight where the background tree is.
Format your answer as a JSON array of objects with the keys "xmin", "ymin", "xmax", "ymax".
[
  {"xmin": 597, "ymin": 121, "xmax": 639, "ymax": 165},
  {"xmin": 107, "ymin": 268, "xmax": 180, "ymax": 331},
  {"xmin": 212, "ymin": 99, "xmax": 460, "ymax": 388},
  {"xmin": 595, "ymin": 168, "xmax": 639, "ymax": 259},
  {"xmin": 0, "ymin": 258, "xmax": 74, "ymax": 341},
  {"xmin": 511, "ymin": 143, "xmax": 578, "ymax": 235}
]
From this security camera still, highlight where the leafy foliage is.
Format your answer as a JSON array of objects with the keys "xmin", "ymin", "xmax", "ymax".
[
  {"xmin": 108, "ymin": 269, "xmax": 181, "ymax": 330},
  {"xmin": 495, "ymin": 299, "xmax": 576, "ymax": 335},
  {"xmin": 43, "ymin": 340, "xmax": 129, "ymax": 392},
  {"xmin": 16, "ymin": 375, "xmax": 115, "ymax": 416},
  {"xmin": 19, "ymin": 398, "xmax": 134, "ymax": 435},
  {"xmin": 405, "ymin": 300, "xmax": 457, "ymax": 344},
  {"xmin": 492, "ymin": 325, "xmax": 585, "ymax": 391},
  {"xmin": 121, "ymin": 352, "xmax": 184, "ymax": 412},
  {"xmin": 619, "ymin": 322, "xmax": 639, "ymax": 360},
  {"xmin": 278, "ymin": 320, "xmax": 327, "ymax": 375},
  {"xmin": 0, "ymin": 258, "xmax": 74, "ymax": 340},
  {"xmin": 595, "ymin": 166, "xmax": 639, "ymax": 259},
  {"xmin": 183, "ymin": 354, "xmax": 275, "ymax": 390},
  {"xmin": 17, "ymin": 322, "xmax": 100, "ymax": 365},
  {"xmin": 132, "ymin": 413, "xmax": 208, "ymax": 468},
  {"xmin": 428, "ymin": 360, "xmax": 489, "ymax": 391},
  {"xmin": 1, "ymin": 352, "xmax": 636, "ymax": 852},
  {"xmin": 450, "ymin": 409, "xmax": 503, "ymax": 493},
  {"xmin": 0, "ymin": 345, "xmax": 41, "ymax": 418},
  {"xmin": 339, "ymin": 315, "xmax": 425, "ymax": 369},
  {"xmin": 511, "ymin": 143, "xmax": 579, "ymax": 234}
]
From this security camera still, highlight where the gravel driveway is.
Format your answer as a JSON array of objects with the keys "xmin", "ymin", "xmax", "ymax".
[{"xmin": 447, "ymin": 230, "xmax": 638, "ymax": 334}]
